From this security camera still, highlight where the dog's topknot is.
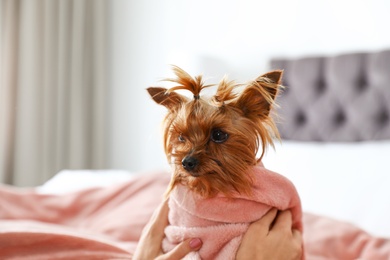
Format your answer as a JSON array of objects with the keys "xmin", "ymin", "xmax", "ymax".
[
  {"xmin": 164, "ymin": 65, "xmax": 213, "ymax": 100},
  {"xmin": 212, "ymin": 77, "xmax": 238, "ymax": 107}
]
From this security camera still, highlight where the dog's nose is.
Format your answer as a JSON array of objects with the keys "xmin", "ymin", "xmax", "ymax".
[{"xmin": 182, "ymin": 156, "xmax": 199, "ymax": 172}]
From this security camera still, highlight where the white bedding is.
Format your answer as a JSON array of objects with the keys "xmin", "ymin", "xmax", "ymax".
[
  {"xmin": 263, "ymin": 140, "xmax": 390, "ymax": 238},
  {"xmin": 38, "ymin": 140, "xmax": 390, "ymax": 238},
  {"xmin": 37, "ymin": 169, "xmax": 135, "ymax": 194}
]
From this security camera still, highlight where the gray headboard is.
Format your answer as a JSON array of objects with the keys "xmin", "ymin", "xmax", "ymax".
[{"xmin": 270, "ymin": 49, "xmax": 390, "ymax": 142}]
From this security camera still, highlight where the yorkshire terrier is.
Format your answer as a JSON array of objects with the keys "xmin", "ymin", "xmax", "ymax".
[{"xmin": 147, "ymin": 66, "xmax": 303, "ymax": 259}]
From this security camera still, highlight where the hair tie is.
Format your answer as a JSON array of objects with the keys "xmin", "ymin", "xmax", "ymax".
[{"xmin": 194, "ymin": 95, "xmax": 200, "ymax": 100}]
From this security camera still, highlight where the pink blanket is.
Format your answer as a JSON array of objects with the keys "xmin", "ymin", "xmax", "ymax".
[
  {"xmin": 0, "ymin": 172, "xmax": 169, "ymax": 259},
  {"xmin": 163, "ymin": 164, "xmax": 303, "ymax": 259},
  {"xmin": 1, "ymin": 171, "xmax": 390, "ymax": 259}
]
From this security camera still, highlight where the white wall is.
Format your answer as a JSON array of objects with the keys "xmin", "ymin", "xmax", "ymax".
[{"xmin": 108, "ymin": 0, "xmax": 390, "ymax": 173}]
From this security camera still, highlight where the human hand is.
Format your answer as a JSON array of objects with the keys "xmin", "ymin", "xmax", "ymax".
[
  {"xmin": 236, "ymin": 208, "xmax": 303, "ymax": 260},
  {"xmin": 132, "ymin": 199, "xmax": 203, "ymax": 260}
]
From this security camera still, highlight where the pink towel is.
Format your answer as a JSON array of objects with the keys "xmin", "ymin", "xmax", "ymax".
[{"xmin": 163, "ymin": 163, "xmax": 303, "ymax": 259}]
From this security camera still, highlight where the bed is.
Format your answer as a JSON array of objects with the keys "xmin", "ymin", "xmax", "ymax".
[
  {"xmin": 267, "ymin": 49, "xmax": 390, "ymax": 238},
  {"xmin": 1, "ymin": 49, "xmax": 390, "ymax": 259}
]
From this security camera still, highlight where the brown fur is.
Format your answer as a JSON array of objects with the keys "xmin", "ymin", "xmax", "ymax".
[{"xmin": 147, "ymin": 66, "xmax": 283, "ymax": 198}]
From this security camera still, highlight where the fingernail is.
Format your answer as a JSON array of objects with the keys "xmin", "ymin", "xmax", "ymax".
[{"xmin": 189, "ymin": 238, "xmax": 202, "ymax": 249}]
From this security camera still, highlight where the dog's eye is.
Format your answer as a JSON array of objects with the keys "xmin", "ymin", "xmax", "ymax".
[
  {"xmin": 211, "ymin": 129, "xmax": 228, "ymax": 143},
  {"xmin": 178, "ymin": 134, "xmax": 185, "ymax": 142}
]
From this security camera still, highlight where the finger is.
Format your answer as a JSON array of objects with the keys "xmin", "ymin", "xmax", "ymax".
[
  {"xmin": 272, "ymin": 210, "xmax": 293, "ymax": 231},
  {"xmin": 143, "ymin": 198, "xmax": 169, "ymax": 238},
  {"xmin": 150, "ymin": 198, "xmax": 169, "ymax": 220},
  {"xmin": 158, "ymin": 238, "xmax": 202, "ymax": 260},
  {"xmin": 249, "ymin": 208, "xmax": 278, "ymax": 233},
  {"xmin": 153, "ymin": 198, "xmax": 170, "ymax": 228},
  {"xmin": 259, "ymin": 208, "xmax": 278, "ymax": 225},
  {"xmin": 292, "ymin": 229, "xmax": 303, "ymax": 243}
]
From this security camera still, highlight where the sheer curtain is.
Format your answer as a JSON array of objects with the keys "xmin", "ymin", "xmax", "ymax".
[{"xmin": 0, "ymin": 0, "xmax": 109, "ymax": 186}]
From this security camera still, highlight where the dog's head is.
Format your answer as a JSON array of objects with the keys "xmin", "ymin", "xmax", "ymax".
[{"xmin": 148, "ymin": 66, "xmax": 282, "ymax": 198}]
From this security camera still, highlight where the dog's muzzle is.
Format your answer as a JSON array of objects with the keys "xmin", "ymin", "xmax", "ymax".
[{"xmin": 181, "ymin": 156, "xmax": 199, "ymax": 174}]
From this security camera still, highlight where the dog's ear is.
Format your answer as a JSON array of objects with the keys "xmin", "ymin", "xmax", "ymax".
[
  {"xmin": 232, "ymin": 70, "xmax": 282, "ymax": 119},
  {"xmin": 257, "ymin": 70, "xmax": 283, "ymax": 100},
  {"xmin": 147, "ymin": 87, "xmax": 186, "ymax": 111}
]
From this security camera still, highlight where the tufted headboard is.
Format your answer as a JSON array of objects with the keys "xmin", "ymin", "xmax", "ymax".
[{"xmin": 270, "ymin": 49, "xmax": 390, "ymax": 142}]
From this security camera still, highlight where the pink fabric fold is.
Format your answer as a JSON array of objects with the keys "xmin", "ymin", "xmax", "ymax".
[
  {"xmin": 0, "ymin": 172, "xmax": 170, "ymax": 259},
  {"xmin": 0, "ymin": 220, "xmax": 132, "ymax": 260},
  {"xmin": 163, "ymin": 164, "xmax": 303, "ymax": 260},
  {"xmin": 1, "ymin": 170, "xmax": 390, "ymax": 259},
  {"xmin": 303, "ymin": 213, "xmax": 390, "ymax": 260}
]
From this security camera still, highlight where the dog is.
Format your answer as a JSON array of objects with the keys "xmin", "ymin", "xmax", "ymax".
[{"xmin": 147, "ymin": 66, "xmax": 303, "ymax": 259}]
